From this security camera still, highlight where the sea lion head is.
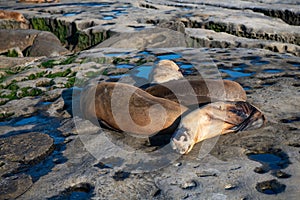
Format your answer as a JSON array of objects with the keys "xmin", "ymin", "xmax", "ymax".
[
  {"xmin": 10, "ymin": 11, "xmax": 28, "ymax": 23},
  {"xmin": 16, "ymin": 13, "xmax": 27, "ymax": 23},
  {"xmin": 150, "ymin": 60, "xmax": 183, "ymax": 84},
  {"xmin": 157, "ymin": 60, "xmax": 180, "ymax": 71},
  {"xmin": 170, "ymin": 127, "xmax": 194, "ymax": 154}
]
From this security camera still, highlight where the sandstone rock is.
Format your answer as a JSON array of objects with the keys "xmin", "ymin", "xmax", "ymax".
[
  {"xmin": 0, "ymin": 29, "xmax": 70, "ymax": 57},
  {"xmin": 0, "ymin": 19, "xmax": 29, "ymax": 29},
  {"xmin": 186, "ymin": 28, "xmax": 300, "ymax": 56},
  {"xmin": 0, "ymin": 132, "xmax": 54, "ymax": 164},
  {"xmin": 0, "ymin": 174, "xmax": 33, "ymax": 199},
  {"xmin": 26, "ymin": 31, "xmax": 70, "ymax": 57},
  {"xmin": 0, "ymin": 29, "xmax": 38, "ymax": 54},
  {"xmin": 95, "ymin": 27, "xmax": 188, "ymax": 49},
  {"xmin": 0, "ymin": 97, "xmax": 40, "ymax": 119}
]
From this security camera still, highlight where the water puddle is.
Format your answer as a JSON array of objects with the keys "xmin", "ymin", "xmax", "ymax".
[
  {"xmin": 157, "ymin": 53, "xmax": 182, "ymax": 60},
  {"xmin": 287, "ymin": 61, "xmax": 300, "ymax": 68},
  {"xmin": 243, "ymin": 86, "xmax": 252, "ymax": 91},
  {"xmin": 102, "ymin": 15, "xmax": 116, "ymax": 20},
  {"xmin": 262, "ymin": 82, "xmax": 276, "ymax": 87},
  {"xmin": 249, "ymin": 153, "xmax": 282, "ymax": 171},
  {"xmin": 102, "ymin": 22, "xmax": 116, "ymax": 26},
  {"xmin": 280, "ymin": 116, "xmax": 300, "ymax": 123},
  {"xmin": 242, "ymin": 55, "xmax": 261, "ymax": 61},
  {"xmin": 109, "ymin": 74, "xmax": 130, "ymax": 79},
  {"xmin": 250, "ymin": 60, "xmax": 270, "ymax": 66},
  {"xmin": 61, "ymin": 2, "xmax": 111, "ymax": 7},
  {"xmin": 220, "ymin": 69, "xmax": 253, "ymax": 80},
  {"xmin": 116, "ymin": 64, "xmax": 135, "ymax": 69},
  {"xmin": 137, "ymin": 50, "xmax": 153, "ymax": 56},
  {"xmin": 133, "ymin": 65, "xmax": 153, "ymax": 80},
  {"xmin": 104, "ymin": 52, "xmax": 130, "ymax": 57},
  {"xmin": 112, "ymin": 171, "xmax": 131, "ymax": 181},
  {"xmin": 48, "ymin": 183, "xmax": 94, "ymax": 200},
  {"xmin": 177, "ymin": 63, "xmax": 194, "ymax": 75},
  {"xmin": 256, "ymin": 179, "xmax": 286, "ymax": 195},
  {"xmin": 183, "ymin": 13, "xmax": 194, "ymax": 17},
  {"xmin": 263, "ymin": 69, "xmax": 284, "ymax": 73},
  {"xmin": 246, "ymin": 149, "xmax": 291, "ymax": 178},
  {"xmin": 63, "ymin": 12, "xmax": 81, "ymax": 17},
  {"xmin": 128, "ymin": 25, "xmax": 146, "ymax": 31},
  {"xmin": 14, "ymin": 116, "xmax": 43, "ymax": 126}
]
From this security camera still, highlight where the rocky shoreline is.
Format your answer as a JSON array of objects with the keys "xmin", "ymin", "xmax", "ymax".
[{"xmin": 0, "ymin": 0, "xmax": 299, "ymax": 199}]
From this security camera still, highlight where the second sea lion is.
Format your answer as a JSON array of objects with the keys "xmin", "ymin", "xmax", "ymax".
[
  {"xmin": 145, "ymin": 79, "xmax": 247, "ymax": 107},
  {"xmin": 0, "ymin": 10, "xmax": 27, "ymax": 23},
  {"xmin": 170, "ymin": 101, "xmax": 266, "ymax": 154}
]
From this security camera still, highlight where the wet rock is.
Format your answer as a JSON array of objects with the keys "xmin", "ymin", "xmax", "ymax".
[
  {"xmin": 0, "ymin": 56, "xmax": 39, "ymax": 69},
  {"xmin": 0, "ymin": 44, "xmax": 299, "ymax": 199},
  {"xmin": 0, "ymin": 97, "xmax": 40, "ymax": 119},
  {"xmin": 0, "ymin": 132, "xmax": 54, "ymax": 165},
  {"xmin": 48, "ymin": 182, "xmax": 94, "ymax": 200},
  {"xmin": 0, "ymin": 19, "xmax": 29, "ymax": 29},
  {"xmin": 158, "ymin": 20, "xmax": 185, "ymax": 33},
  {"xmin": 0, "ymin": 29, "xmax": 69, "ymax": 57},
  {"xmin": 95, "ymin": 27, "xmax": 188, "ymax": 49},
  {"xmin": 256, "ymin": 179, "xmax": 286, "ymax": 195},
  {"xmin": 186, "ymin": 28, "xmax": 300, "ymax": 56},
  {"xmin": 0, "ymin": 29, "xmax": 38, "ymax": 54},
  {"xmin": 0, "ymin": 174, "xmax": 33, "ymax": 199},
  {"xmin": 26, "ymin": 31, "xmax": 70, "ymax": 57}
]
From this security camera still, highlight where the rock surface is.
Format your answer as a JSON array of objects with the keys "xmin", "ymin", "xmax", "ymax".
[
  {"xmin": 0, "ymin": 0, "xmax": 299, "ymax": 199},
  {"xmin": 0, "ymin": 29, "xmax": 69, "ymax": 57},
  {"xmin": 96, "ymin": 27, "xmax": 189, "ymax": 49}
]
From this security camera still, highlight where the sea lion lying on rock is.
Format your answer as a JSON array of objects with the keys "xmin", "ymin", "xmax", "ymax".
[
  {"xmin": 145, "ymin": 79, "xmax": 247, "ymax": 107},
  {"xmin": 171, "ymin": 101, "xmax": 266, "ymax": 154},
  {"xmin": 146, "ymin": 60, "xmax": 247, "ymax": 106},
  {"xmin": 80, "ymin": 82, "xmax": 188, "ymax": 136},
  {"xmin": 80, "ymin": 81, "xmax": 265, "ymax": 154},
  {"xmin": 0, "ymin": 10, "xmax": 28, "ymax": 23}
]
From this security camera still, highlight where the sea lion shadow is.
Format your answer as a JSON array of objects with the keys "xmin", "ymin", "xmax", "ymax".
[{"xmin": 61, "ymin": 87, "xmax": 82, "ymax": 117}]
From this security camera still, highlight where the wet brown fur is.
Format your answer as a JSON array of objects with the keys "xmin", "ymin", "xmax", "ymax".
[
  {"xmin": 146, "ymin": 79, "xmax": 247, "ymax": 106},
  {"xmin": 80, "ymin": 82, "xmax": 188, "ymax": 136},
  {"xmin": 0, "ymin": 10, "xmax": 27, "ymax": 23},
  {"xmin": 171, "ymin": 101, "xmax": 266, "ymax": 154}
]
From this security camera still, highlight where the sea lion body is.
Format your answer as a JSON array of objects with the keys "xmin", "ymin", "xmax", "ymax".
[
  {"xmin": 147, "ymin": 60, "xmax": 246, "ymax": 106},
  {"xmin": 146, "ymin": 79, "xmax": 247, "ymax": 106},
  {"xmin": 80, "ymin": 82, "xmax": 188, "ymax": 136},
  {"xmin": 171, "ymin": 101, "xmax": 266, "ymax": 154},
  {"xmin": 0, "ymin": 10, "xmax": 27, "ymax": 23}
]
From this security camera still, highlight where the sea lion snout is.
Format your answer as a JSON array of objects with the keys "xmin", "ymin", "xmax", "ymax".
[{"xmin": 170, "ymin": 127, "xmax": 194, "ymax": 154}]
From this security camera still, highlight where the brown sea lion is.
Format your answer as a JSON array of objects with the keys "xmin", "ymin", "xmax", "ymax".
[
  {"xmin": 80, "ymin": 82, "xmax": 188, "ymax": 136},
  {"xmin": 149, "ymin": 60, "xmax": 183, "ymax": 83},
  {"xmin": 170, "ymin": 101, "xmax": 266, "ymax": 154},
  {"xmin": 145, "ymin": 79, "xmax": 247, "ymax": 107},
  {"xmin": 0, "ymin": 10, "xmax": 27, "ymax": 23}
]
